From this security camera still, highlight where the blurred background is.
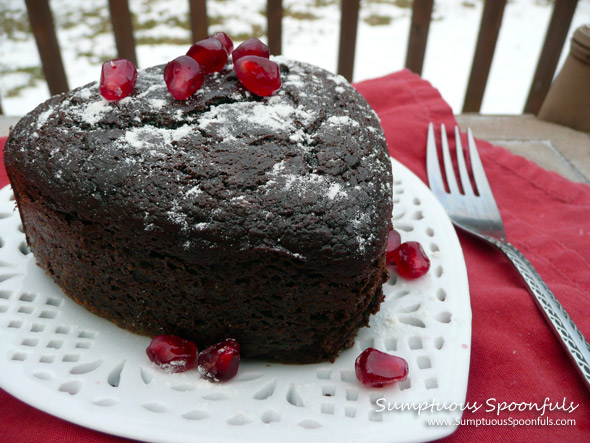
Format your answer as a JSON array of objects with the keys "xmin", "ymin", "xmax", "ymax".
[{"xmin": 1, "ymin": 0, "xmax": 589, "ymax": 116}]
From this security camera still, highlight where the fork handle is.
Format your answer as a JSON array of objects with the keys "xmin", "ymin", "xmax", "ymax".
[{"xmin": 490, "ymin": 238, "xmax": 590, "ymax": 391}]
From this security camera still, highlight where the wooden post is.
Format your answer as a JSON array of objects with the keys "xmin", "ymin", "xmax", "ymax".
[
  {"xmin": 462, "ymin": 0, "xmax": 507, "ymax": 113},
  {"xmin": 405, "ymin": 0, "xmax": 433, "ymax": 76},
  {"xmin": 189, "ymin": 0, "xmax": 208, "ymax": 43},
  {"xmin": 267, "ymin": 0, "xmax": 283, "ymax": 55},
  {"xmin": 337, "ymin": 0, "xmax": 360, "ymax": 81},
  {"xmin": 108, "ymin": 0, "xmax": 138, "ymax": 66},
  {"xmin": 25, "ymin": 0, "xmax": 69, "ymax": 95},
  {"xmin": 524, "ymin": 0, "xmax": 578, "ymax": 114}
]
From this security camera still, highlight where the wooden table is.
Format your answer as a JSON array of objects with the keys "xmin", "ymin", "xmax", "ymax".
[
  {"xmin": 2, "ymin": 114, "xmax": 589, "ymax": 184},
  {"xmin": 456, "ymin": 114, "xmax": 590, "ymax": 184}
]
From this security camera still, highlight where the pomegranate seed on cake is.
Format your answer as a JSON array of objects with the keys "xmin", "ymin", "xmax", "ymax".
[
  {"xmin": 164, "ymin": 55, "xmax": 204, "ymax": 100},
  {"xmin": 234, "ymin": 55, "xmax": 281, "ymax": 96},
  {"xmin": 209, "ymin": 32, "xmax": 234, "ymax": 54},
  {"xmin": 186, "ymin": 37, "xmax": 229, "ymax": 74},
  {"xmin": 4, "ymin": 54, "xmax": 393, "ymax": 364},
  {"xmin": 232, "ymin": 38, "xmax": 270, "ymax": 63},
  {"xmin": 99, "ymin": 58, "xmax": 137, "ymax": 101}
]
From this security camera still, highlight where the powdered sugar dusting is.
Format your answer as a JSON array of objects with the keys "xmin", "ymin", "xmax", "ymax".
[
  {"xmin": 270, "ymin": 160, "xmax": 286, "ymax": 175},
  {"xmin": 284, "ymin": 74, "xmax": 305, "ymax": 88},
  {"xmin": 199, "ymin": 101, "xmax": 315, "ymax": 138},
  {"xmin": 76, "ymin": 87, "xmax": 93, "ymax": 100},
  {"xmin": 186, "ymin": 185, "xmax": 202, "ymax": 197},
  {"xmin": 166, "ymin": 199, "xmax": 189, "ymax": 232},
  {"xmin": 242, "ymin": 103, "xmax": 295, "ymax": 131},
  {"xmin": 328, "ymin": 74, "xmax": 348, "ymax": 85},
  {"xmin": 327, "ymin": 183, "xmax": 345, "ymax": 200},
  {"xmin": 197, "ymin": 95, "xmax": 318, "ymax": 149},
  {"xmin": 123, "ymin": 124, "xmax": 192, "ymax": 153},
  {"xmin": 81, "ymin": 99, "xmax": 111, "ymax": 125},
  {"xmin": 327, "ymin": 115, "xmax": 359, "ymax": 127},
  {"xmin": 351, "ymin": 210, "xmax": 376, "ymax": 253},
  {"xmin": 284, "ymin": 172, "xmax": 325, "ymax": 193},
  {"xmin": 36, "ymin": 108, "xmax": 53, "ymax": 128},
  {"xmin": 266, "ymin": 170, "xmax": 350, "ymax": 203},
  {"xmin": 149, "ymin": 98, "xmax": 167, "ymax": 109}
]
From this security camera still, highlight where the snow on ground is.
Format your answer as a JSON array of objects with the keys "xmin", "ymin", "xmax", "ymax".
[{"xmin": 0, "ymin": 0, "xmax": 589, "ymax": 116}]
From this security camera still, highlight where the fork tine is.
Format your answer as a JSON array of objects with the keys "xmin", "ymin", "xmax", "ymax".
[
  {"xmin": 454, "ymin": 126, "xmax": 474, "ymax": 196},
  {"xmin": 441, "ymin": 124, "xmax": 460, "ymax": 195},
  {"xmin": 467, "ymin": 128, "xmax": 493, "ymax": 196},
  {"xmin": 466, "ymin": 128, "xmax": 502, "ymax": 216},
  {"xmin": 426, "ymin": 123, "xmax": 446, "ymax": 196}
]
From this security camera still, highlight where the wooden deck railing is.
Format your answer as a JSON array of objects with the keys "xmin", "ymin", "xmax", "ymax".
[{"xmin": 12, "ymin": 0, "xmax": 581, "ymax": 116}]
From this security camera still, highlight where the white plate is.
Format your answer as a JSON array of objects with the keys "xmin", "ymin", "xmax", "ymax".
[{"xmin": 0, "ymin": 159, "xmax": 471, "ymax": 443}]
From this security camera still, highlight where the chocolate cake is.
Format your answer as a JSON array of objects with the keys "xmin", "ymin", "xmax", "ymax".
[{"xmin": 4, "ymin": 57, "xmax": 393, "ymax": 363}]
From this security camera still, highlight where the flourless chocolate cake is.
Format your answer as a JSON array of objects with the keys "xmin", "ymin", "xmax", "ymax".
[{"xmin": 4, "ymin": 57, "xmax": 393, "ymax": 363}]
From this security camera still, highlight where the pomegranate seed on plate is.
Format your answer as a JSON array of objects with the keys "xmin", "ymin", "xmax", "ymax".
[
  {"xmin": 234, "ymin": 55, "xmax": 281, "ymax": 97},
  {"xmin": 386, "ymin": 229, "xmax": 402, "ymax": 253},
  {"xmin": 146, "ymin": 335, "xmax": 198, "ymax": 373},
  {"xmin": 210, "ymin": 32, "xmax": 234, "ymax": 54},
  {"xmin": 186, "ymin": 37, "xmax": 228, "ymax": 74},
  {"xmin": 388, "ymin": 241, "xmax": 430, "ymax": 279},
  {"xmin": 232, "ymin": 38, "xmax": 270, "ymax": 64},
  {"xmin": 99, "ymin": 58, "xmax": 137, "ymax": 101},
  {"xmin": 197, "ymin": 338, "xmax": 241, "ymax": 382},
  {"xmin": 164, "ymin": 55, "xmax": 204, "ymax": 100},
  {"xmin": 355, "ymin": 347, "xmax": 408, "ymax": 387}
]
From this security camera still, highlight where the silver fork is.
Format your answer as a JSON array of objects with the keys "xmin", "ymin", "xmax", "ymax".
[{"xmin": 427, "ymin": 122, "xmax": 590, "ymax": 391}]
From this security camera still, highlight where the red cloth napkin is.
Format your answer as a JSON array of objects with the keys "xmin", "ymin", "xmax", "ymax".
[{"xmin": 1, "ymin": 69, "xmax": 589, "ymax": 442}]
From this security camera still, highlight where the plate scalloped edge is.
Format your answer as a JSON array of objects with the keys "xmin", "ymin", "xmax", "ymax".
[{"xmin": 0, "ymin": 158, "xmax": 471, "ymax": 443}]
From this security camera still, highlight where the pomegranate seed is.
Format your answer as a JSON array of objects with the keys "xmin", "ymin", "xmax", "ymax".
[
  {"xmin": 232, "ymin": 38, "xmax": 270, "ymax": 64},
  {"xmin": 234, "ymin": 55, "xmax": 281, "ymax": 97},
  {"xmin": 146, "ymin": 335, "xmax": 197, "ymax": 373},
  {"xmin": 386, "ymin": 229, "xmax": 401, "ymax": 253},
  {"xmin": 355, "ymin": 348, "xmax": 408, "ymax": 387},
  {"xmin": 197, "ymin": 338, "xmax": 240, "ymax": 382},
  {"xmin": 99, "ymin": 58, "xmax": 137, "ymax": 101},
  {"xmin": 210, "ymin": 32, "xmax": 234, "ymax": 54},
  {"xmin": 164, "ymin": 55, "xmax": 204, "ymax": 100},
  {"xmin": 186, "ymin": 37, "xmax": 228, "ymax": 74},
  {"xmin": 388, "ymin": 241, "xmax": 430, "ymax": 279}
]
